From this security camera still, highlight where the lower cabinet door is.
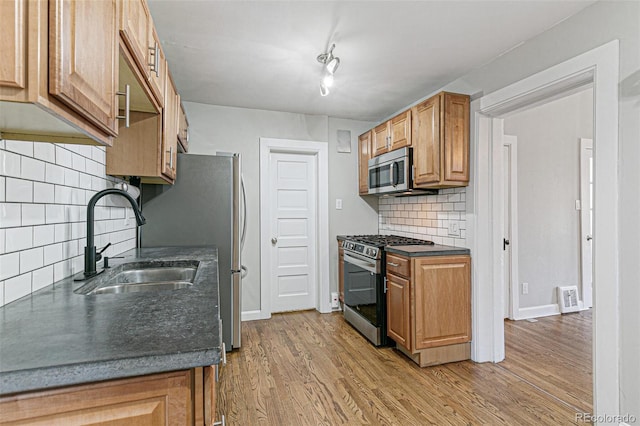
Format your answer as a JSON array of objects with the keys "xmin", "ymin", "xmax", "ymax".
[
  {"xmin": 0, "ymin": 370, "xmax": 193, "ymax": 425},
  {"xmin": 386, "ymin": 272, "xmax": 411, "ymax": 350},
  {"xmin": 413, "ymin": 255, "xmax": 471, "ymax": 350}
]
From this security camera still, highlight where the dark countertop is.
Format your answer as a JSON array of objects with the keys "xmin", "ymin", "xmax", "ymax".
[
  {"xmin": 385, "ymin": 244, "xmax": 471, "ymax": 257},
  {"xmin": 0, "ymin": 246, "xmax": 220, "ymax": 396}
]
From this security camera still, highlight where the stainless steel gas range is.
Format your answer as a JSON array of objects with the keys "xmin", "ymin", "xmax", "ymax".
[{"xmin": 339, "ymin": 234, "xmax": 434, "ymax": 346}]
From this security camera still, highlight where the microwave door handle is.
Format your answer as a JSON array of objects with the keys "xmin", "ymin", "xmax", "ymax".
[
  {"xmin": 389, "ymin": 162, "xmax": 395, "ymax": 187},
  {"xmin": 392, "ymin": 161, "xmax": 399, "ymax": 187}
]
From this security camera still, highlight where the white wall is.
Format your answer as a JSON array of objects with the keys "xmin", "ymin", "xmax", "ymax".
[
  {"xmin": 182, "ymin": 102, "xmax": 377, "ymax": 313},
  {"xmin": 441, "ymin": 1, "xmax": 639, "ymax": 418},
  {"xmin": 0, "ymin": 140, "xmax": 137, "ymax": 307},
  {"xmin": 504, "ymin": 88, "xmax": 593, "ymax": 309}
]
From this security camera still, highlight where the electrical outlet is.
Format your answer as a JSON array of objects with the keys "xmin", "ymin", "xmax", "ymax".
[
  {"xmin": 330, "ymin": 292, "xmax": 339, "ymax": 309},
  {"xmin": 522, "ymin": 282, "xmax": 529, "ymax": 295},
  {"xmin": 448, "ymin": 222, "xmax": 460, "ymax": 237}
]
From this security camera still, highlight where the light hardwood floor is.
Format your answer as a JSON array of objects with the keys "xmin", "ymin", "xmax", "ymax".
[{"xmin": 218, "ymin": 310, "xmax": 592, "ymax": 425}]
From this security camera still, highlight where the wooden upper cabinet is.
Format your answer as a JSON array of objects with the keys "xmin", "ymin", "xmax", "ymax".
[
  {"xmin": 49, "ymin": 0, "xmax": 119, "ymax": 137},
  {"xmin": 389, "ymin": 110, "xmax": 411, "ymax": 151},
  {"xmin": 412, "ymin": 96, "xmax": 440, "ymax": 185},
  {"xmin": 148, "ymin": 26, "xmax": 167, "ymax": 107},
  {"xmin": 0, "ymin": 0, "xmax": 26, "ymax": 91},
  {"xmin": 371, "ymin": 109, "xmax": 412, "ymax": 157},
  {"xmin": 372, "ymin": 122, "xmax": 389, "ymax": 157},
  {"xmin": 413, "ymin": 255, "xmax": 471, "ymax": 350},
  {"xmin": 118, "ymin": 0, "xmax": 151, "ymax": 80},
  {"xmin": 177, "ymin": 101, "xmax": 189, "ymax": 152},
  {"xmin": 162, "ymin": 75, "xmax": 179, "ymax": 180},
  {"xmin": 358, "ymin": 131, "xmax": 372, "ymax": 195},
  {"xmin": 413, "ymin": 92, "xmax": 469, "ymax": 188}
]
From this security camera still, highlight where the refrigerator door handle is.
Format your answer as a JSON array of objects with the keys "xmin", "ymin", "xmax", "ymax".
[{"xmin": 240, "ymin": 175, "xmax": 247, "ymax": 251}]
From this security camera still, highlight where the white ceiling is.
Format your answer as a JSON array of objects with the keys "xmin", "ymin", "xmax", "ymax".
[{"xmin": 147, "ymin": 0, "xmax": 594, "ymax": 122}]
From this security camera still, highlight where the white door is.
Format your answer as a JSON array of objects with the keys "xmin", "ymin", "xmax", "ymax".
[
  {"xmin": 580, "ymin": 138, "xmax": 593, "ymax": 308},
  {"xmin": 269, "ymin": 152, "xmax": 317, "ymax": 312},
  {"xmin": 502, "ymin": 135, "xmax": 517, "ymax": 319}
]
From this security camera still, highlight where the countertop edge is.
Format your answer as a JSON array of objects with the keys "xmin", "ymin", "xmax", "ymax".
[{"xmin": 0, "ymin": 349, "xmax": 221, "ymax": 396}]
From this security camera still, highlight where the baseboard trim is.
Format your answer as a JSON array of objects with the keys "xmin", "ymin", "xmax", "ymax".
[
  {"xmin": 515, "ymin": 304, "xmax": 560, "ymax": 320},
  {"xmin": 241, "ymin": 310, "xmax": 270, "ymax": 322}
]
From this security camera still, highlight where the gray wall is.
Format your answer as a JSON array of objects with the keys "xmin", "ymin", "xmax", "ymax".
[
  {"xmin": 504, "ymin": 89, "xmax": 593, "ymax": 309},
  {"xmin": 442, "ymin": 1, "xmax": 639, "ymax": 417},
  {"xmin": 182, "ymin": 102, "xmax": 377, "ymax": 313}
]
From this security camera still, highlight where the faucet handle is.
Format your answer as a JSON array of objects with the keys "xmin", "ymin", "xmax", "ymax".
[{"xmin": 96, "ymin": 242, "xmax": 112, "ymax": 262}]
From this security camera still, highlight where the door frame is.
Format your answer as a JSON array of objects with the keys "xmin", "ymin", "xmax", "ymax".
[
  {"xmin": 502, "ymin": 135, "xmax": 519, "ymax": 320},
  {"xmin": 580, "ymin": 137, "xmax": 594, "ymax": 309},
  {"xmin": 258, "ymin": 138, "xmax": 330, "ymax": 319},
  {"xmin": 469, "ymin": 40, "xmax": 619, "ymax": 418}
]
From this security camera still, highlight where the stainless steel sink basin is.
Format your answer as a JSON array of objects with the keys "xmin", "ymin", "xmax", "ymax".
[{"xmin": 75, "ymin": 260, "xmax": 200, "ymax": 296}]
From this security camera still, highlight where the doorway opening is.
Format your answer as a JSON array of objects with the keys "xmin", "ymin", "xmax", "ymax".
[
  {"xmin": 259, "ymin": 138, "xmax": 330, "ymax": 319},
  {"xmin": 470, "ymin": 40, "xmax": 620, "ymax": 418}
]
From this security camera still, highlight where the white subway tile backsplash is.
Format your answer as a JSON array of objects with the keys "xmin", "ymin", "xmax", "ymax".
[
  {"xmin": 6, "ymin": 226, "xmax": 33, "ymax": 252},
  {"xmin": 22, "ymin": 204, "xmax": 45, "ymax": 226},
  {"xmin": 20, "ymin": 247, "xmax": 44, "ymax": 273},
  {"xmin": 33, "ymin": 182, "xmax": 55, "ymax": 203},
  {"xmin": 45, "ymin": 204, "xmax": 65, "ymax": 224},
  {"xmin": 33, "ymin": 142, "xmax": 56, "ymax": 163},
  {"xmin": 5, "ymin": 178, "xmax": 32, "ymax": 202},
  {"xmin": 4, "ymin": 273, "xmax": 31, "ymax": 304},
  {"xmin": 33, "ymin": 224, "xmax": 55, "ymax": 247},
  {"xmin": 45, "ymin": 163, "xmax": 65, "ymax": 185},
  {"xmin": 0, "ymin": 203, "xmax": 22, "ymax": 228},
  {"xmin": 32, "ymin": 265, "xmax": 54, "ymax": 292},
  {"xmin": 5, "ymin": 140, "xmax": 33, "ymax": 157},
  {"xmin": 0, "ymin": 252, "xmax": 20, "ymax": 280},
  {"xmin": 55, "ymin": 146, "xmax": 72, "ymax": 168},
  {"xmin": 71, "ymin": 153, "xmax": 86, "ymax": 172},
  {"xmin": 21, "ymin": 157, "xmax": 45, "ymax": 181},
  {"xmin": 44, "ymin": 243, "xmax": 63, "ymax": 265},
  {"xmin": 0, "ymin": 150, "xmax": 21, "ymax": 178},
  {"xmin": 1, "ymin": 141, "xmax": 137, "ymax": 306}
]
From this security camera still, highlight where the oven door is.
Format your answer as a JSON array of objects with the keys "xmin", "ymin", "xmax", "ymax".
[{"xmin": 342, "ymin": 252, "xmax": 383, "ymax": 327}]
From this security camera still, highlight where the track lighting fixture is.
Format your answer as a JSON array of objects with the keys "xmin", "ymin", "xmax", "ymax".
[{"xmin": 317, "ymin": 44, "xmax": 340, "ymax": 96}]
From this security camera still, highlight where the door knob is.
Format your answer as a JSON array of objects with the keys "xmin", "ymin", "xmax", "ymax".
[
  {"xmin": 271, "ymin": 237, "xmax": 278, "ymax": 244},
  {"xmin": 586, "ymin": 235, "xmax": 593, "ymax": 241}
]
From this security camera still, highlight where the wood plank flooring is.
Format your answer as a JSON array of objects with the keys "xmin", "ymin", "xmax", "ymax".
[{"xmin": 218, "ymin": 310, "xmax": 592, "ymax": 425}]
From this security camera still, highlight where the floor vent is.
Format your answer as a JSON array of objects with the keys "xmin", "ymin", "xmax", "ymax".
[{"xmin": 557, "ymin": 286, "xmax": 580, "ymax": 313}]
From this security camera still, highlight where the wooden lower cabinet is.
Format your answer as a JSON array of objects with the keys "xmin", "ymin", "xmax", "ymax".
[
  {"xmin": 0, "ymin": 367, "xmax": 221, "ymax": 425},
  {"xmin": 386, "ymin": 254, "xmax": 471, "ymax": 367}
]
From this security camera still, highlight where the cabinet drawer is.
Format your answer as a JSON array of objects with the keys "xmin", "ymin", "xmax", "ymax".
[{"xmin": 386, "ymin": 254, "xmax": 410, "ymax": 278}]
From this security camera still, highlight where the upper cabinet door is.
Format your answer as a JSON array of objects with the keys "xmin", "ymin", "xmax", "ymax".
[
  {"xmin": 119, "ymin": 0, "xmax": 151, "ymax": 80},
  {"xmin": 372, "ymin": 122, "xmax": 389, "ymax": 157},
  {"xmin": 389, "ymin": 110, "xmax": 411, "ymax": 151},
  {"xmin": 442, "ymin": 93, "xmax": 470, "ymax": 184},
  {"xmin": 147, "ymin": 26, "xmax": 166, "ymax": 107},
  {"xmin": 412, "ymin": 96, "xmax": 441, "ymax": 186},
  {"xmin": 49, "ymin": 0, "xmax": 118, "ymax": 137},
  {"xmin": 358, "ymin": 131, "xmax": 372, "ymax": 195},
  {"xmin": 0, "ymin": 0, "xmax": 26, "ymax": 90}
]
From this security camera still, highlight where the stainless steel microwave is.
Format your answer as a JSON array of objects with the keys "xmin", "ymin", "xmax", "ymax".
[{"xmin": 367, "ymin": 147, "xmax": 437, "ymax": 196}]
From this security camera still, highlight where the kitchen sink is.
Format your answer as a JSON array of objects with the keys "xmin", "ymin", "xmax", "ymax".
[{"xmin": 75, "ymin": 260, "xmax": 200, "ymax": 296}]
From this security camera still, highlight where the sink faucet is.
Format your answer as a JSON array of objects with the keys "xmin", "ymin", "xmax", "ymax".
[{"xmin": 84, "ymin": 188, "xmax": 146, "ymax": 278}]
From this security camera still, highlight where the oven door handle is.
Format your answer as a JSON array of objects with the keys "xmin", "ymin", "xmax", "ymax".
[{"xmin": 343, "ymin": 252, "xmax": 378, "ymax": 274}]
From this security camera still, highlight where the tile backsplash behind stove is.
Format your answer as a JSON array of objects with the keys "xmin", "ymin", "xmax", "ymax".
[
  {"xmin": 378, "ymin": 188, "xmax": 467, "ymax": 247},
  {"xmin": 0, "ymin": 139, "xmax": 137, "ymax": 307}
]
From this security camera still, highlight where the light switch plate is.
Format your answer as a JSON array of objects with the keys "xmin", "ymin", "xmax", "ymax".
[{"xmin": 335, "ymin": 199, "xmax": 343, "ymax": 210}]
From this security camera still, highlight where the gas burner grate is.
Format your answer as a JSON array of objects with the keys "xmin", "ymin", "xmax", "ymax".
[{"xmin": 342, "ymin": 234, "xmax": 434, "ymax": 247}]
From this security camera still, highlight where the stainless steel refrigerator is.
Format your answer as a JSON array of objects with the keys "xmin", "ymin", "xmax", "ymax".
[{"xmin": 141, "ymin": 153, "xmax": 246, "ymax": 350}]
